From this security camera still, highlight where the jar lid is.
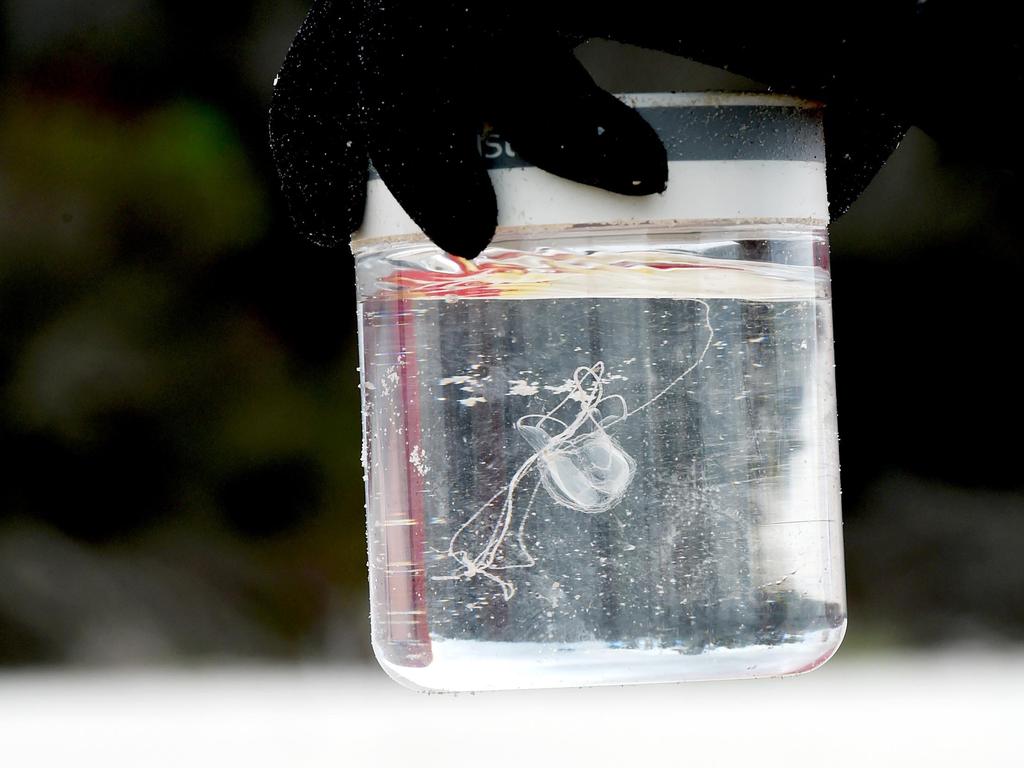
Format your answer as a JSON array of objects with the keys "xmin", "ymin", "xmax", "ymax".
[{"xmin": 351, "ymin": 92, "xmax": 827, "ymax": 249}]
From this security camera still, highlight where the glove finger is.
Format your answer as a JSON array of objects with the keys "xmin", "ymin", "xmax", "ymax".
[
  {"xmin": 269, "ymin": 0, "xmax": 366, "ymax": 248},
  {"xmin": 365, "ymin": 109, "xmax": 497, "ymax": 260},
  {"xmin": 823, "ymin": 99, "xmax": 909, "ymax": 218},
  {"xmin": 358, "ymin": 5, "xmax": 496, "ymax": 259},
  {"xmin": 488, "ymin": 47, "xmax": 667, "ymax": 196}
]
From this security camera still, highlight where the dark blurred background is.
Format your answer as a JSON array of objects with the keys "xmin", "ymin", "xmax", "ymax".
[{"xmin": 0, "ymin": 1, "xmax": 1021, "ymax": 668}]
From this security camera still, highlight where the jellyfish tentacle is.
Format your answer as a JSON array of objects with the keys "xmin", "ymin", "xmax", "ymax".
[
  {"xmin": 491, "ymin": 478, "xmax": 542, "ymax": 572},
  {"xmin": 624, "ymin": 298, "xmax": 714, "ymax": 419},
  {"xmin": 473, "ymin": 453, "xmax": 539, "ymax": 572},
  {"xmin": 445, "ymin": 485, "xmax": 508, "ymax": 561}
]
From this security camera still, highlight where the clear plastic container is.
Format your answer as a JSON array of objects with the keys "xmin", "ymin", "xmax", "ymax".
[{"xmin": 353, "ymin": 94, "xmax": 845, "ymax": 691}]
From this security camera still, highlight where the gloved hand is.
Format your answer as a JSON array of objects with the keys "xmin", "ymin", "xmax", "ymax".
[{"xmin": 268, "ymin": 1, "xmax": 1008, "ymax": 258}]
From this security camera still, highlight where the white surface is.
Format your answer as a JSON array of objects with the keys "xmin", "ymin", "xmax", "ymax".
[{"xmin": 1, "ymin": 652, "xmax": 1021, "ymax": 767}]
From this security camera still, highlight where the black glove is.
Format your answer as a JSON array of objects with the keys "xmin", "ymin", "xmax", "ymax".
[{"xmin": 268, "ymin": 1, "xmax": 1010, "ymax": 258}]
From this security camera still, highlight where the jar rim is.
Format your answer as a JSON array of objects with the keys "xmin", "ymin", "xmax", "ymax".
[{"xmin": 617, "ymin": 91, "xmax": 823, "ymax": 110}]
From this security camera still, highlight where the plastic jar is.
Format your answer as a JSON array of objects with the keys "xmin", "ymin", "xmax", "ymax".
[{"xmin": 352, "ymin": 93, "xmax": 845, "ymax": 691}]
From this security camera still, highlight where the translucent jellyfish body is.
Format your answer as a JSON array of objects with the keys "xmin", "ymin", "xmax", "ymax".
[
  {"xmin": 520, "ymin": 420, "xmax": 636, "ymax": 515},
  {"xmin": 438, "ymin": 302, "xmax": 714, "ymax": 600}
]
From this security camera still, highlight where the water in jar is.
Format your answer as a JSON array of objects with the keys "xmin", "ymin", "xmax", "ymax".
[{"xmin": 356, "ymin": 229, "xmax": 845, "ymax": 691}]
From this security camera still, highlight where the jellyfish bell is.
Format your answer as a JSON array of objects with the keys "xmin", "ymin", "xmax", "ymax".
[
  {"xmin": 542, "ymin": 429, "xmax": 636, "ymax": 514},
  {"xmin": 517, "ymin": 420, "xmax": 562, "ymax": 453},
  {"xmin": 517, "ymin": 419, "xmax": 636, "ymax": 514}
]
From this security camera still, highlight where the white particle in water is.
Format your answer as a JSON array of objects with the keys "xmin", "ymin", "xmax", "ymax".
[
  {"xmin": 544, "ymin": 380, "xmax": 576, "ymax": 394},
  {"xmin": 507, "ymin": 380, "xmax": 540, "ymax": 396},
  {"xmin": 409, "ymin": 445, "xmax": 429, "ymax": 477}
]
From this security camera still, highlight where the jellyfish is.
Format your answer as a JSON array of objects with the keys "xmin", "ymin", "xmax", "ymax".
[
  {"xmin": 435, "ymin": 299, "xmax": 714, "ymax": 600},
  {"xmin": 516, "ymin": 363, "xmax": 636, "ymax": 515}
]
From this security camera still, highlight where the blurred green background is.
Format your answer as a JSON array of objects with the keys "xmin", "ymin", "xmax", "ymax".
[{"xmin": 0, "ymin": 1, "xmax": 1021, "ymax": 667}]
